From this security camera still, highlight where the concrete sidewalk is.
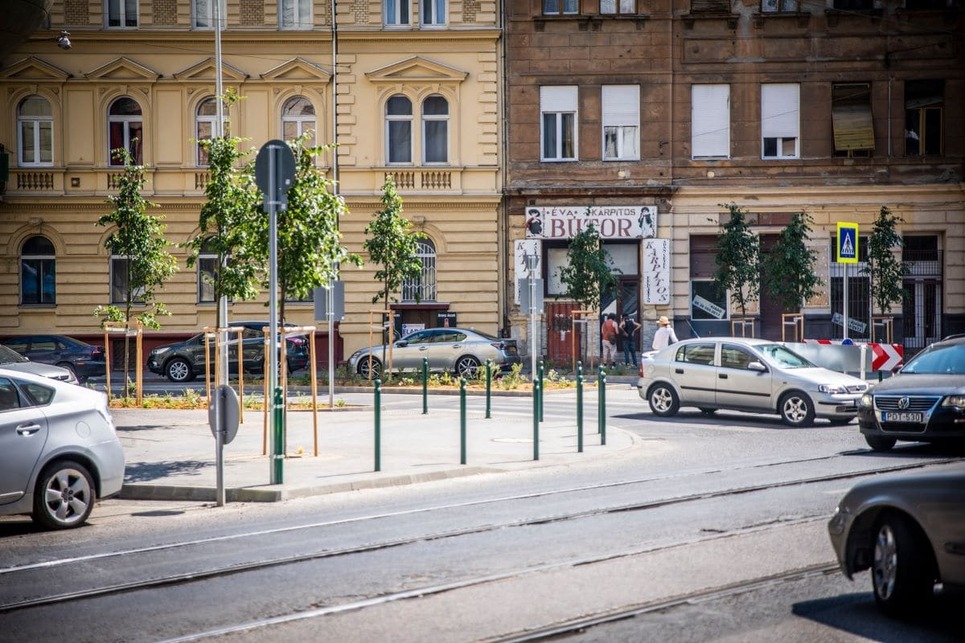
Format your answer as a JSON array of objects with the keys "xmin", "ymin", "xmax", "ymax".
[{"xmin": 115, "ymin": 386, "xmax": 638, "ymax": 503}]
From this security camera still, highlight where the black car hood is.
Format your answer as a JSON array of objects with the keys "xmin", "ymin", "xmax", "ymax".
[{"xmin": 869, "ymin": 373, "xmax": 965, "ymax": 396}]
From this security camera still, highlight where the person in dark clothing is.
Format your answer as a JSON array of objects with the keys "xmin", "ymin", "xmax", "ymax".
[{"xmin": 619, "ymin": 314, "xmax": 641, "ymax": 366}]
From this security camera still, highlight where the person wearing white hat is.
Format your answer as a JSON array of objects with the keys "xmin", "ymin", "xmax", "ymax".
[{"xmin": 652, "ymin": 315, "xmax": 678, "ymax": 350}]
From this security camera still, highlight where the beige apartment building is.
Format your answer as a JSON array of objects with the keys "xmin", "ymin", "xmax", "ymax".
[{"xmin": 0, "ymin": 0, "xmax": 502, "ymax": 365}]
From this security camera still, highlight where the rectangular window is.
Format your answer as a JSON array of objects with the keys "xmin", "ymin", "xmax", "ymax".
[
  {"xmin": 110, "ymin": 257, "xmax": 145, "ymax": 304},
  {"xmin": 106, "ymin": 0, "xmax": 139, "ymax": 27},
  {"xmin": 198, "ymin": 256, "xmax": 217, "ymax": 303},
  {"xmin": 385, "ymin": 0, "xmax": 410, "ymax": 25},
  {"xmin": 905, "ymin": 79, "xmax": 943, "ymax": 156},
  {"xmin": 21, "ymin": 258, "xmax": 56, "ymax": 305},
  {"xmin": 602, "ymin": 85, "xmax": 640, "ymax": 161},
  {"xmin": 193, "ymin": 0, "xmax": 224, "ymax": 28},
  {"xmin": 761, "ymin": 0, "xmax": 799, "ymax": 12},
  {"xmin": 543, "ymin": 0, "xmax": 579, "ymax": 14},
  {"xmin": 761, "ymin": 83, "xmax": 799, "ymax": 159},
  {"xmin": 541, "ymin": 86, "xmax": 578, "ymax": 162},
  {"xmin": 691, "ymin": 84, "xmax": 730, "ymax": 159},
  {"xmin": 832, "ymin": 83, "xmax": 874, "ymax": 156},
  {"xmin": 690, "ymin": 236, "xmax": 727, "ymax": 321},
  {"xmin": 422, "ymin": 0, "xmax": 446, "ymax": 25},
  {"xmin": 601, "ymin": 0, "xmax": 637, "ymax": 13},
  {"xmin": 279, "ymin": 0, "xmax": 312, "ymax": 28}
]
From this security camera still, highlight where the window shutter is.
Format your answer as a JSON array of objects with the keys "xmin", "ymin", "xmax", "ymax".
[
  {"xmin": 761, "ymin": 84, "xmax": 799, "ymax": 139},
  {"xmin": 692, "ymin": 84, "xmax": 730, "ymax": 158},
  {"xmin": 541, "ymin": 86, "xmax": 578, "ymax": 112},
  {"xmin": 602, "ymin": 85, "xmax": 639, "ymax": 127}
]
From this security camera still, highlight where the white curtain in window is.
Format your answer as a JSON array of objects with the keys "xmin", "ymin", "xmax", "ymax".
[
  {"xmin": 603, "ymin": 85, "xmax": 639, "ymax": 159},
  {"xmin": 761, "ymin": 84, "xmax": 799, "ymax": 139},
  {"xmin": 692, "ymin": 84, "xmax": 730, "ymax": 158}
]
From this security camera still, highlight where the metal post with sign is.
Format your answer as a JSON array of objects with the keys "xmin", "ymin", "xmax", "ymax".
[
  {"xmin": 208, "ymin": 384, "xmax": 240, "ymax": 505},
  {"xmin": 255, "ymin": 140, "xmax": 296, "ymax": 485},
  {"xmin": 836, "ymin": 222, "xmax": 859, "ymax": 340}
]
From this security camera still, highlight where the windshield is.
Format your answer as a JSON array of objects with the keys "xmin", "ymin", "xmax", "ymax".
[
  {"xmin": 756, "ymin": 344, "xmax": 816, "ymax": 369},
  {"xmin": 0, "ymin": 345, "xmax": 28, "ymax": 364},
  {"xmin": 901, "ymin": 343, "xmax": 965, "ymax": 375}
]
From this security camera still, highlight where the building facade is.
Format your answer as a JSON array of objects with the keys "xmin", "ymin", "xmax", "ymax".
[
  {"xmin": 0, "ymin": 0, "xmax": 502, "ymax": 364},
  {"xmin": 504, "ymin": 0, "xmax": 964, "ymax": 360}
]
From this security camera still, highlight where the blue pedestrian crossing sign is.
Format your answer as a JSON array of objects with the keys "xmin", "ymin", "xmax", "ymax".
[{"xmin": 836, "ymin": 222, "xmax": 859, "ymax": 264}]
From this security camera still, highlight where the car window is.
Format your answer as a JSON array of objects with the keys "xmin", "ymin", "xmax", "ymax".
[
  {"xmin": 720, "ymin": 344, "xmax": 754, "ymax": 369},
  {"xmin": 757, "ymin": 344, "xmax": 814, "ymax": 369},
  {"xmin": 22, "ymin": 381, "xmax": 54, "ymax": 406},
  {"xmin": 902, "ymin": 343, "xmax": 965, "ymax": 375},
  {"xmin": 4, "ymin": 339, "xmax": 28, "ymax": 353},
  {"xmin": 241, "ymin": 328, "xmax": 263, "ymax": 340},
  {"xmin": 438, "ymin": 332, "xmax": 466, "ymax": 343},
  {"xmin": 32, "ymin": 338, "xmax": 59, "ymax": 351},
  {"xmin": 675, "ymin": 342, "xmax": 716, "ymax": 366},
  {"xmin": 0, "ymin": 378, "xmax": 19, "ymax": 411},
  {"xmin": 0, "ymin": 345, "xmax": 29, "ymax": 364},
  {"xmin": 402, "ymin": 330, "xmax": 434, "ymax": 345}
]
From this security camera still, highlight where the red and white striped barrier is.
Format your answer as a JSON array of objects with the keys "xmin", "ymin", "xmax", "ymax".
[{"xmin": 803, "ymin": 339, "xmax": 903, "ymax": 371}]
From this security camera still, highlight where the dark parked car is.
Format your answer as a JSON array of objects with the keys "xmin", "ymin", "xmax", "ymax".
[
  {"xmin": 0, "ymin": 371, "xmax": 125, "ymax": 529},
  {"xmin": 2, "ymin": 334, "xmax": 106, "ymax": 383},
  {"xmin": 147, "ymin": 321, "xmax": 311, "ymax": 383},
  {"xmin": 347, "ymin": 327, "xmax": 521, "ymax": 379},
  {"xmin": 0, "ymin": 344, "xmax": 78, "ymax": 384},
  {"xmin": 858, "ymin": 336, "xmax": 965, "ymax": 451},
  {"xmin": 828, "ymin": 467, "xmax": 965, "ymax": 615}
]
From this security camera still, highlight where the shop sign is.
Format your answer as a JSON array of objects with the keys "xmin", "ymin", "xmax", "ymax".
[
  {"xmin": 525, "ymin": 206, "xmax": 657, "ymax": 240},
  {"xmin": 643, "ymin": 239, "xmax": 671, "ymax": 305}
]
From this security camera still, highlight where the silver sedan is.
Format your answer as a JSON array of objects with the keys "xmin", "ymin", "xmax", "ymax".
[
  {"xmin": 0, "ymin": 371, "xmax": 125, "ymax": 529},
  {"xmin": 828, "ymin": 467, "xmax": 965, "ymax": 615},
  {"xmin": 637, "ymin": 337, "xmax": 869, "ymax": 426}
]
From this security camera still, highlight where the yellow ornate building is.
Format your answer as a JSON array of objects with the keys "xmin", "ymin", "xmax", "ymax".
[{"xmin": 0, "ymin": 1, "xmax": 503, "ymax": 364}]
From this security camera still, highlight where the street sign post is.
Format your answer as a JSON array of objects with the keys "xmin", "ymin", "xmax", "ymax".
[
  {"xmin": 255, "ymin": 140, "xmax": 296, "ymax": 485},
  {"xmin": 836, "ymin": 222, "xmax": 859, "ymax": 340},
  {"xmin": 208, "ymin": 383, "xmax": 240, "ymax": 506}
]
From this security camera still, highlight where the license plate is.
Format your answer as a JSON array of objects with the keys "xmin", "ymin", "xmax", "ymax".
[{"xmin": 882, "ymin": 412, "xmax": 924, "ymax": 423}]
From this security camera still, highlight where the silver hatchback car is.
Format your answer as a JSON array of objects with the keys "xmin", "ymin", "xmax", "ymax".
[
  {"xmin": 0, "ymin": 371, "xmax": 125, "ymax": 529},
  {"xmin": 638, "ymin": 337, "xmax": 869, "ymax": 427}
]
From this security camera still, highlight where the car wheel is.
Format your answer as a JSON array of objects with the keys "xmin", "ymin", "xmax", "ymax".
[
  {"xmin": 648, "ymin": 384, "xmax": 679, "ymax": 417},
  {"xmin": 778, "ymin": 391, "xmax": 815, "ymax": 427},
  {"xmin": 32, "ymin": 460, "xmax": 95, "ymax": 530},
  {"xmin": 165, "ymin": 357, "xmax": 194, "ymax": 383},
  {"xmin": 455, "ymin": 356, "xmax": 480, "ymax": 379},
  {"xmin": 357, "ymin": 356, "xmax": 382, "ymax": 379},
  {"xmin": 865, "ymin": 434, "xmax": 897, "ymax": 452},
  {"xmin": 871, "ymin": 512, "xmax": 936, "ymax": 615}
]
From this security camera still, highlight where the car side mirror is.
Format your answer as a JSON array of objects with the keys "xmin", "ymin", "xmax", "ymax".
[
  {"xmin": 748, "ymin": 361, "xmax": 767, "ymax": 372},
  {"xmin": 396, "ymin": 340, "xmax": 409, "ymax": 348}
]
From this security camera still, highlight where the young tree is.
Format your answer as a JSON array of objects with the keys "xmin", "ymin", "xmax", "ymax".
[
  {"xmin": 862, "ymin": 206, "xmax": 907, "ymax": 314},
  {"xmin": 557, "ymin": 221, "xmax": 618, "ymax": 311},
  {"xmin": 363, "ymin": 176, "xmax": 426, "ymax": 362},
  {"xmin": 95, "ymin": 146, "xmax": 178, "ymax": 387},
  {"xmin": 713, "ymin": 202, "xmax": 761, "ymax": 319},
  {"xmin": 762, "ymin": 211, "xmax": 823, "ymax": 313}
]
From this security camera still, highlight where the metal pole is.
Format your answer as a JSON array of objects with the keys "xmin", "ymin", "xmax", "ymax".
[
  {"xmin": 268, "ymin": 160, "xmax": 282, "ymax": 484},
  {"xmin": 374, "ymin": 379, "xmax": 381, "ymax": 472},
  {"xmin": 328, "ymin": 0, "xmax": 340, "ymax": 409},
  {"xmin": 598, "ymin": 366, "xmax": 607, "ymax": 445},
  {"xmin": 843, "ymin": 263, "xmax": 850, "ymax": 341},
  {"xmin": 214, "ymin": 0, "xmax": 228, "ymax": 506},
  {"xmin": 485, "ymin": 359, "xmax": 492, "ymax": 419},
  {"xmin": 532, "ymin": 380, "xmax": 540, "ymax": 461},
  {"xmin": 422, "ymin": 357, "xmax": 428, "ymax": 414},
  {"xmin": 460, "ymin": 377, "xmax": 467, "ymax": 465},
  {"xmin": 576, "ymin": 361, "xmax": 583, "ymax": 453},
  {"xmin": 538, "ymin": 359, "xmax": 544, "ymax": 423},
  {"xmin": 272, "ymin": 387, "xmax": 284, "ymax": 483}
]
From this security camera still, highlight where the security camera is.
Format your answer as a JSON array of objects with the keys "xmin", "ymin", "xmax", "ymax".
[{"xmin": 57, "ymin": 31, "xmax": 71, "ymax": 50}]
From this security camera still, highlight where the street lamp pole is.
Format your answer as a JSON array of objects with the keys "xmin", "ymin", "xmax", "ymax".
[{"xmin": 213, "ymin": 0, "xmax": 227, "ymax": 507}]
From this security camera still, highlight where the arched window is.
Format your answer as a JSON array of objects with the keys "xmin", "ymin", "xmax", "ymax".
[
  {"xmin": 282, "ymin": 96, "xmax": 316, "ymax": 145},
  {"xmin": 196, "ymin": 97, "xmax": 218, "ymax": 166},
  {"xmin": 18, "ymin": 96, "xmax": 53, "ymax": 166},
  {"xmin": 386, "ymin": 95, "xmax": 412, "ymax": 164},
  {"xmin": 108, "ymin": 97, "xmax": 143, "ymax": 165},
  {"xmin": 422, "ymin": 95, "xmax": 449, "ymax": 164},
  {"xmin": 402, "ymin": 238, "xmax": 436, "ymax": 302},
  {"xmin": 197, "ymin": 237, "xmax": 218, "ymax": 303},
  {"xmin": 20, "ymin": 236, "xmax": 56, "ymax": 305}
]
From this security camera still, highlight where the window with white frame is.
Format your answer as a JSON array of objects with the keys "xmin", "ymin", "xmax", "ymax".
[
  {"xmin": 543, "ymin": 0, "xmax": 578, "ymax": 15},
  {"xmin": 108, "ymin": 97, "xmax": 143, "ymax": 165},
  {"xmin": 541, "ymin": 86, "xmax": 578, "ymax": 162},
  {"xmin": 193, "ymin": 0, "xmax": 224, "ymax": 28},
  {"xmin": 386, "ymin": 94, "xmax": 413, "ymax": 164},
  {"xmin": 197, "ymin": 238, "xmax": 218, "ymax": 303},
  {"xmin": 691, "ymin": 84, "xmax": 730, "ymax": 159},
  {"xmin": 196, "ymin": 97, "xmax": 218, "ymax": 166},
  {"xmin": 17, "ymin": 96, "xmax": 53, "ymax": 166},
  {"xmin": 402, "ymin": 238, "xmax": 437, "ymax": 302},
  {"xmin": 602, "ymin": 85, "xmax": 639, "ymax": 161},
  {"xmin": 601, "ymin": 0, "xmax": 637, "ymax": 13},
  {"xmin": 422, "ymin": 95, "xmax": 449, "ymax": 164},
  {"xmin": 20, "ymin": 236, "xmax": 56, "ymax": 305},
  {"xmin": 384, "ymin": 0, "xmax": 410, "ymax": 25},
  {"xmin": 282, "ymin": 96, "xmax": 316, "ymax": 144},
  {"xmin": 761, "ymin": 0, "xmax": 798, "ymax": 12},
  {"xmin": 761, "ymin": 83, "xmax": 800, "ymax": 159},
  {"xmin": 422, "ymin": 0, "xmax": 446, "ymax": 25},
  {"xmin": 106, "ymin": 0, "xmax": 138, "ymax": 27},
  {"xmin": 110, "ymin": 256, "xmax": 145, "ymax": 304},
  {"xmin": 279, "ymin": 0, "xmax": 312, "ymax": 28}
]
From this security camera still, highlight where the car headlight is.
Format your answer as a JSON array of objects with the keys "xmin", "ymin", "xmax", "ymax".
[
  {"xmin": 858, "ymin": 393, "xmax": 873, "ymax": 409},
  {"xmin": 943, "ymin": 395, "xmax": 965, "ymax": 410},
  {"xmin": 828, "ymin": 504, "xmax": 851, "ymax": 536},
  {"xmin": 818, "ymin": 383, "xmax": 848, "ymax": 394},
  {"xmin": 151, "ymin": 347, "xmax": 171, "ymax": 358}
]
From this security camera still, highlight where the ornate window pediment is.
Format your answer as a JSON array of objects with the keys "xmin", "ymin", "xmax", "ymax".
[
  {"xmin": 173, "ymin": 58, "xmax": 249, "ymax": 82},
  {"xmin": 84, "ymin": 57, "xmax": 161, "ymax": 82},
  {"xmin": 261, "ymin": 58, "xmax": 331, "ymax": 84},
  {"xmin": 365, "ymin": 56, "xmax": 468, "ymax": 86},
  {"xmin": 0, "ymin": 57, "xmax": 71, "ymax": 82}
]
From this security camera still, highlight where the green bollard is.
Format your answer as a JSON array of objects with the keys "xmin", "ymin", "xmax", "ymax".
[
  {"xmin": 538, "ymin": 359, "xmax": 545, "ymax": 423},
  {"xmin": 460, "ymin": 377, "xmax": 467, "ymax": 464},
  {"xmin": 533, "ymin": 380, "xmax": 540, "ymax": 461},
  {"xmin": 598, "ymin": 366, "xmax": 607, "ymax": 445},
  {"xmin": 422, "ymin": 357, "xmax": 428, "ymax": 415},
  {"xmin": 485, "ymin": 359, "xmax": 492, "ymax": 419},
  {"xmin": 374, "ymin": 379, "xmax": 382, "ymax": 472},
  {"xmin": 273, "ymin": 387, "xmax": 284, "ymax": 484},
  {"xmin": 577, "ymin": 361, "xmax": 583, "ymax": 453}
]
